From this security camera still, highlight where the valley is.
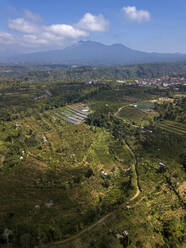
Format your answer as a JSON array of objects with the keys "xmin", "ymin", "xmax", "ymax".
[{"xmin": 0, "ymin": 65, "xmax": 185, "ymax": 248}]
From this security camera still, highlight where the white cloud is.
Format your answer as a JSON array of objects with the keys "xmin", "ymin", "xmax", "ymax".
[
  {"xmin": 8, "ymin": 18, "xmax": 40, "ymax": 33},
  {"xmin": 8, "ymin": 18, "xmax": 88, "ymax": 47},
  {"xmin": 46, "ymin": 24, "xmax": 88, "ymax": 39},
  {"xmin": 123, "ymin": 6, "xmax": 151, "ymax": 23},
  {"xmin": 24, "ymin": 10, "xmax": 42, "ymax": 22},
  {"xmin": 1, "ymin": 11, "xmax": 108, "ymax": 53},
  {"xmin": 22, "ymin": 34, "xmax": 49, "ymax": 46},
  {"xmin": 77, "ymin": 13, "xmax": 109, "ymax": 31},
  {"xmin": 0, "ymin": 32, "xmax": 16, "ymax": 44}
]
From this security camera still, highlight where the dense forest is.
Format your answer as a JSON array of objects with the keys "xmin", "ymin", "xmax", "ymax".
[
  {"xmin": 155, "ymin": 98, "xmax": 186, "ymax": 123},
  {"xmin": 1, "ymin": 62, "xmax": 186, "ymax": 81}
]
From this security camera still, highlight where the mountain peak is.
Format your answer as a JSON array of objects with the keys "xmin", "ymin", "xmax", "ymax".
[
  {"xmin": 78, "ymin": 40, "xmax": 107, "ymax": 48},
  {"xmin": 3, "ymin": 40, "xmax": 186, "ymax": 65}
]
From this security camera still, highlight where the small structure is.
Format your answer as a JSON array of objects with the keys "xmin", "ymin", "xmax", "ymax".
[
  {"xmin": 34, "ymin": 205, "xmax": 40, "ymax": 210},
  {"xmin": 116, "ymin": 234, "xmax": 123, "ymax": 239},
  {"xmin": 124, "ymin": 166, "xmax": 131, "ymax": 172},
  {"xmin": 43, "ymin": 136, "xmax": 48, "ymax": 143},
  {"xmin": 45, "ymin": 200, "xmax": 54, "ymax": 208},
  {"xmin": 159, "ymin": 162, "xmax": 166, "ymax": 167},
  {"xmin": 122, "ymin": 231, "xmax": 129, "ymax": 236},
  {"xmin": 117, "ymin": 80, "xmax": 125, "ymax": 83},
  {"xmin": 82, "ymin": 108, "xmax": 89, "ymax": 112},
  {"xmin": 101, "ymin": 171, "xmax": 108, "ymax": 176}
]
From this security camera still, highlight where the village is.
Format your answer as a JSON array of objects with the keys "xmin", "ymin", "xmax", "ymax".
[{"xmin": 133, "ymin": 75, "xmax": 186, "ymax": 87}]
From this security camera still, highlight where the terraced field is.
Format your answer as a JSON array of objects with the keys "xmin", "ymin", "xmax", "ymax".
[
  {"xmin": 53, "ymin": 103, "xmax": 90, "ymax": 124},
  {"xmin": 0, "ymin": 109, "xmax": 135, "ymax": 247},
  {"xmin": 157, "ymin": 120, "xmax": 186, "ymax": 135},
  {"xmin": 135, "ymin": 101, "xmax": 155, "ymax": 111},
  {"xmin": 118, "ymin": 106, "xmax": 148, "ymax": 123}
]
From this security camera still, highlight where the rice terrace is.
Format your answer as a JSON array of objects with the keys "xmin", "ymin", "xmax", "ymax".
[
  {"xmin": 116, "ymin": 101, "xmax": 157, "ymax": 125},
  {"xmin": 53, "ymin": 103, "xmax": 90, "ymax": 124}
]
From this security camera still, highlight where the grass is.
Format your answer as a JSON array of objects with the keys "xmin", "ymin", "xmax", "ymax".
[
  {"xmin": 118, "ymin": 106, "xmax": 148, "ymax": 123},
  {"xmin": 135, "ymin": 101, "xmax": 155, "ymax": 111}
]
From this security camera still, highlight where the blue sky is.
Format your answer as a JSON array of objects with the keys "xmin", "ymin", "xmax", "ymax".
[{"xmin": 0, "ymin": 0, "xmax": 185, "ymax": 55}]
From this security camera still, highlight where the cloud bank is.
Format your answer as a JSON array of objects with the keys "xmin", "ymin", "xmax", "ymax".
[{"xmin": 0, "ymin": 10, "xmax": 109, "ymax": 54}]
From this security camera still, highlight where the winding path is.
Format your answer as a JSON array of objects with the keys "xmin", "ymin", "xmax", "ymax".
[
  {"xmin": 125, "ymin": 142, "xmax": 140, "ymax": 201},
  {"xmin": 114, "ymin": 105, "xmax": 129, "ymax": 117}
]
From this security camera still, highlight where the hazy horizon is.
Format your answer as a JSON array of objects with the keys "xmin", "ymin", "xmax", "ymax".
[{"xmin": 0, "ymin": 0, "xmax": 186, "ymax": 57}]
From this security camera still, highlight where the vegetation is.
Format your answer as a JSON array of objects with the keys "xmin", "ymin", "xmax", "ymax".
[
  {"xmin": 0, "ymin": 65, "xmax": 185, "ymax": 248},
  {"xmin": 1, "ymin": 63, "xmax": 186, "ymax": 81},
  {"xmin": 155, "ymin": 97, "xmax": 186, "ymax": 123}
]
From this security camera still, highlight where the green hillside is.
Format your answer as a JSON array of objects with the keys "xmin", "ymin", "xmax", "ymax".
[{"xmin": 0, "ymin": 67, "xmax": 185, "ymax": 248}]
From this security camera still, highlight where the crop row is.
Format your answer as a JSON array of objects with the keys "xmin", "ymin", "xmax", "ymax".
[{"xmin": 53, "ymin": 103, "xmax": 90, "ymax": 124}]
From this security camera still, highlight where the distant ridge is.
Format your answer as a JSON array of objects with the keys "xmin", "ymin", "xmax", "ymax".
[{"xmin": 2, "ymin": 40, "xmax": 186, "ymax": 65}]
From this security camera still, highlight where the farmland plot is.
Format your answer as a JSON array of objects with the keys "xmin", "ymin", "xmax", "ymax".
[
  {"xmin": 157, "ymin": 120, "xmax": 186, "ymax": 135},
  {"xmin": 118, "ymin": 106, "xmax": 147, "ymax": 122},
  {"xmin": 53, "ymin": 103, "xmax": 90, "ymax": 124}
]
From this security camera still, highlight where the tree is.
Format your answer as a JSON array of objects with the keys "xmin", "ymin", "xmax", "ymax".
[{"xmin": 2, "ymin": 228, "xmax": 13, "ymax": 244}]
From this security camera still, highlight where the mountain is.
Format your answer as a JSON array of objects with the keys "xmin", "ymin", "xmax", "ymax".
[{"xmin": 3, "ymin": 41, "xmax": 186, "ymax": 65}]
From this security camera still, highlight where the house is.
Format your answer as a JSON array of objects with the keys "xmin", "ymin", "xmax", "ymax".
[{"xmin": 116, "ymin": 80, "xmax": 125, "ymax": 83}]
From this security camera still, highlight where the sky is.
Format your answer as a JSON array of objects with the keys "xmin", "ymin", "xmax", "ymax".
[{"xmin": 0, "ymin": 0, "xmax": 186, "ymax": 55}]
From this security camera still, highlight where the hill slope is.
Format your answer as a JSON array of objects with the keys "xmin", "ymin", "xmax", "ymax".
[{"xmin": 4, "ymin": 41, "xmax": 186, "ymax": 65}]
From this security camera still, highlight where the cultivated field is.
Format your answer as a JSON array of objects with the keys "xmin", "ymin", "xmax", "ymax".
[
  {"xmin": 53, "ymin": 103, "xmax": 90, "ymax": 124},
  {"xmin": 0, "ymin": 106, "xmax": 135, "ymax": 245},
  {"xmin": 157, "ymin": 120, "xmax": 186, "ymax": 135},
  {"xmin": 118, "ymin": 106, "xmax": 148, "ymax": 123},
  {"xmin": 135, "ymin": 101, "xmax": 155, "ymax": 111}
]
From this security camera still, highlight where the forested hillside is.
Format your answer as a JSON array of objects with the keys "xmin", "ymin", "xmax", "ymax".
[
  {"xmin": 0, "ymin": 66, "xmax": 185, "ymax": 248},
  {"xmin": 1, "ymin": 63, "xmax": 186, "ymax": 81}
]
